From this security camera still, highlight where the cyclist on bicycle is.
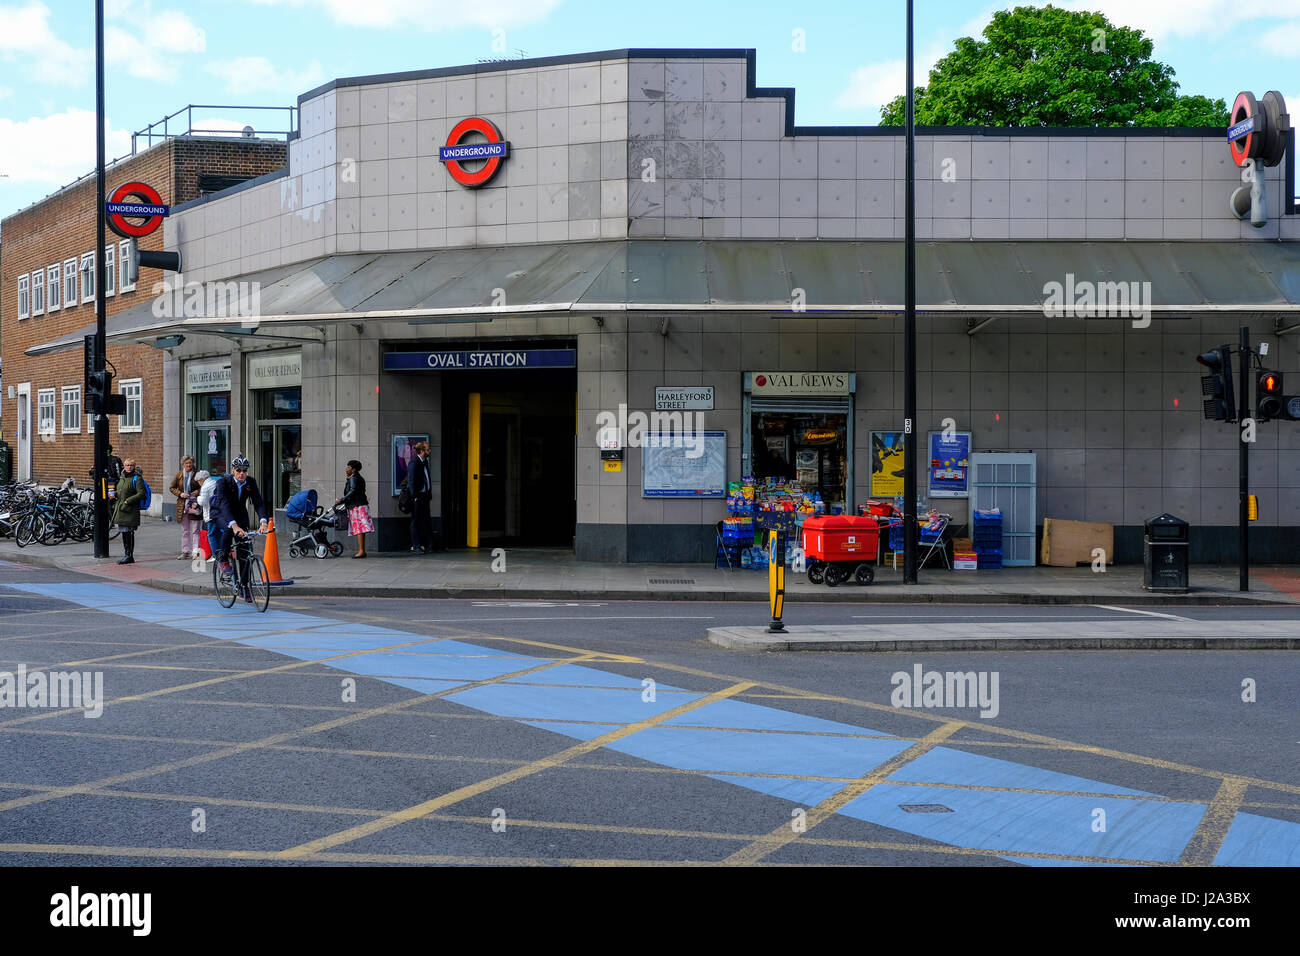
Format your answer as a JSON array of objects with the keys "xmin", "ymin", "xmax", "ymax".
[{"xmin": 210, "ymin": 455, "xmax": 269, "ymax": 596}]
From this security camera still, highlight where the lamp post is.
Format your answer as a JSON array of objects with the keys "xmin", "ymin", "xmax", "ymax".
[
  {"xmin": 903, "ymin": 0, "xmax": 918, "ymax": 583},
  {"xmin": 92, "ymin": 0, "xmax": 109, "ymax": 558}
]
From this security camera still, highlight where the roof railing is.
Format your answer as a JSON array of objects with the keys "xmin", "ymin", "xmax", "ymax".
[{"xmin": 130, "ymin": 104, "xmax": 298, "ymax": 153}]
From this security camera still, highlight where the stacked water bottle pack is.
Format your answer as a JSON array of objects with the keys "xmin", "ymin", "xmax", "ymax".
[{"xmin": 972, "ymin": 508, "xmax": 1003, "ymax": 569}]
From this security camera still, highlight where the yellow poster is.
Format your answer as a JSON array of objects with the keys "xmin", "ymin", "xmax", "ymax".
[{"xmin": 870, "ymin": 431, "xmax": 906, "ymax": 498}]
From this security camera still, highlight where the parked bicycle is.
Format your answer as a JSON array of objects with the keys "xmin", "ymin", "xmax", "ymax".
[{"xmin": 213, "ymin": 530, "xmax": 271, "ymax": 612}]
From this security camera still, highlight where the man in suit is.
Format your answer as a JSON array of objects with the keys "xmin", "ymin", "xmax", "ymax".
[
  {"xmin": 409, "ymin": 440, "xmax": 434, "ymax": 553},
  {"xmin": 210, "ymin": 455, "xmax": 269, "ymax": 578}
]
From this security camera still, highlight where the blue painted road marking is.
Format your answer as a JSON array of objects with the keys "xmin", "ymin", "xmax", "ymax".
[{"xmin": 6, "ymin": 580, "xmax": 1299, "ymax": 865}]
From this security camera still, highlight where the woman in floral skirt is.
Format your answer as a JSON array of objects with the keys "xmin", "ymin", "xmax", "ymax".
[{"xmin": 336, "ymin": 459, "xmax": 373, "ymax": 558}]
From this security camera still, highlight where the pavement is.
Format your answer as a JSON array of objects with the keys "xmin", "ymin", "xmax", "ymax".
[{"xmin": 2, "ymin": 515, "xmax": 1298, "ymax": 606}]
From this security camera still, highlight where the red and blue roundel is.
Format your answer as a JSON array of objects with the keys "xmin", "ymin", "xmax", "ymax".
[{"xmin": 439, "ymin": 117, "xmax": 510, "ymax": 188}]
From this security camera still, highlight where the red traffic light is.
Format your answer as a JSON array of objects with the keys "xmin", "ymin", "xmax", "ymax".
[{"xmin": 1260, "ymin": 372, "xmax": 1281, "ymax": 394}]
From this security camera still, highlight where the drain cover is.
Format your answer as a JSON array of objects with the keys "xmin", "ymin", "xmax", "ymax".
[
  {"xmin": 899, "ymin": 804, "xmax": 953, "ymax": 813},
  {"xmin": 648, "ymin": 578, "xmax": 695, "ymax": 585}
]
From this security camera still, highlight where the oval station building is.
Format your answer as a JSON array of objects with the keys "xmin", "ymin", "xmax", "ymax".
[{"xmin": 24, "ymin": 49, "xmax": 1300, "ymax": 564}]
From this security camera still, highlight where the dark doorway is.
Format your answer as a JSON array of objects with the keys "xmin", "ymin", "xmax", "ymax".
[{"xmin": 442, "ymin": 366, "xmax": 576, "ymax": 549}]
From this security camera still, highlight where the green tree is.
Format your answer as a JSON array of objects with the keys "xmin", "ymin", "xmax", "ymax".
[{"xmin": 879, "ymin": 5, "xmax": 1227, "ymax": 127}]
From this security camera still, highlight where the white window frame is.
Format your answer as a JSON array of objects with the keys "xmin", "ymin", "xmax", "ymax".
[
  {"xmin": 119, "ymin": 378, "xmax": 143, "ymax": 433},
  {"xmin": 47, "ymin": 263, "xmax": 60, "ymax": 312},
  {"xmin": 37, "ymin": 388, "xmax": 56, "ymax": 436},
  {"xmin": 80, "ymin": 251, "xmax": 95, "ymax": 304},
  {"xmin": 31, "ymin": 269, "xmax": 44, "ymax": 316},
  {"xmin": 17, "ymin": 274, "xmax": 29, "ymax": 319},
  {"xmin": 64, "ymin": 257, "xmax": 77, "ymax": 307},
  {"xmin": 119, "ymin": 239, "xmax": 135, "ymax": 292},
  {"xmin": 104, "ymin": 244, "xmax": 115, "ymax": 297},
  {"xmin": 61, "ymin": 386, "xmax": 81, "ymax": 434}
]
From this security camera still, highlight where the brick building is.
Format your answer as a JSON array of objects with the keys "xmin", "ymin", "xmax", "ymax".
[{"xmin": 2, "ymin": 136, "xmax": 287, "ymax": 507}]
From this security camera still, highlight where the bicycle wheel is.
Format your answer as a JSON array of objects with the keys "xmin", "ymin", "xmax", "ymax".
[
  {"xmin": 246, "ymin": 556, "xmax": 271, "ymax": 612},
  {"xmin": 42, "ymin": 514, "xmax": 68, "ymax": 545},
  {"xmin": 14, "ymin": 513, "xmax": 40, "ymax": 548},
  {"xmin": 108, "ymin": 523, "xmax": 121, "ymax": 540},
  {"xmin": 213, "ymin": 558, "xmax": 237, "ymax": 608}
]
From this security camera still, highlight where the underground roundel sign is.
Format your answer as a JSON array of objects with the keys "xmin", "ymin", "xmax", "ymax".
[
  {"xmin": 439, "ymin": 117, "xmax": 510, "ymax": 188},
  {"xmin": 105, "ymin": 181, "xmax": 169, "ymax": 238}
]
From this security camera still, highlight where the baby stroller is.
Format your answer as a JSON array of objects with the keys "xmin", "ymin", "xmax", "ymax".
[{"xmin": 285, "ymin": 489, "xmax": 346, "ymax": 558}]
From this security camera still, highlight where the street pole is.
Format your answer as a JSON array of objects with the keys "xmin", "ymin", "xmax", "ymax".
[
  {"xmin": 903, "ymin": 0, "xmax": 918, "ymax": 584},
  {"xmin": 1238, "ymin": 325, "xmax": 1249, "ymax": 592},
  {"xmin": 92, "ymin": 0, "xmax": 109, "ymax": 558}
]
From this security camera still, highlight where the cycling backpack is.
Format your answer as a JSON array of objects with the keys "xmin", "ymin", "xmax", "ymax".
[{"xmin": 133, "ymin": 474, "xmax": 152, "ymax": 511}]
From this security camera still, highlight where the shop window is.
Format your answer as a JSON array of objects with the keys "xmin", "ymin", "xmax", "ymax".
[
  {"xmin": 119, "ymin": 240, "xmax": 134, "ymax": 292},
  {"xmin": 61, "ymin": 386, "xmax": 81, "ymax": 433},
  {"xmin": 37, "ymin": 389, "xmax": 56, "ymax": 436},
  {"xmin": 47, "ymin": 263, "xmax": 60, "ymax": 312},
  {"xmin": 104, "ymin": 244, "xmax": 115, "ymax": 297},
  {"xmin": 750, "ymin": 411, "xmax": 849, "ymax": 512},
  {"xmin": 119, "ymin": 378, "xmax": 142, "ymax": 432},
  {"xmin": 17, "ymin": 274, "xmax": 29, "ymax": 319},
  {"xmin": 64, "ymin": 258, "xmax": 77, "ymax": 307},
  {"xmin": 80, "ymin": 252, "xmax": 95, "ymax": 303},
  {"xmin": 32, "ymin": 270, "xmax": 44, "ymax": 315}
]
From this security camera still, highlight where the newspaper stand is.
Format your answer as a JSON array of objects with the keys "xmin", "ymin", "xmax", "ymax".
[{"xmin": 802, "ymin": 514, "xmax": 881, "ymax": 586}]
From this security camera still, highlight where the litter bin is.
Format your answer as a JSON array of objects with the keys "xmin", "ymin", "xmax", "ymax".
[
  {"xmin": 1144, "ymin": 513, "xmax": 1189, "ymax": 593},
  {"xmin": 0, "ymin": 440, "xmax": 11, "ymax": 485}
]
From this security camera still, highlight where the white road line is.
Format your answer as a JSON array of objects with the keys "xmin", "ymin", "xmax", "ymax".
[{"xmin": 1090, "ymin": 604, "xmax": 1198, "ymax": 623}]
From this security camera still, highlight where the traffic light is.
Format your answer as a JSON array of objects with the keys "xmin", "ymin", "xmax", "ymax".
[
  {"xmin": 1196, "ymin": 346, "xmax": 1236, "ymax": 422},
  {"xmin": 86, "ymin": 370, "xmax": 113, "ymax": 413},
  {"xmin": 125, "ymin": 238, "xmax": 181, "ymax": 286},
  {"xmin": 1257, "ymin": 370, "xmax": 1284, "ymax": 421}
]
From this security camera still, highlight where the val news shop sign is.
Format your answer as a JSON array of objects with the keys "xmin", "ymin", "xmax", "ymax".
[{"xmin": 383, "ymin": 348, "xmax": 576, "ymax": 371}]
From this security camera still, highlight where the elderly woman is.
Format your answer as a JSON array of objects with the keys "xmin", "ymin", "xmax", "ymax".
[
  {"xmin": 170, "ymin": 455, "xmax": 202, "ymax": 559},
  {"xmin": 110, "ymin": 458, "xmax": 146, "ymax": 565},
  {"xmin": 335, "ymin": 459, "xmax": 373, "ymax": 558}
]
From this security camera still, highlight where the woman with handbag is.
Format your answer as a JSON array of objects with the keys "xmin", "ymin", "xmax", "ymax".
[
  {"xmin": 170, "ymin": 456, "xmax": 202, "ymax": 559},
  {"xmin": 335, "ymin": 459, "xmax": 373, "ymax": 559}
]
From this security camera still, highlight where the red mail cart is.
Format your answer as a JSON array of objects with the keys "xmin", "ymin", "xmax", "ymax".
[{"xmin": 802, "ymin": 514, "xmax": 881, "ymax": 586}]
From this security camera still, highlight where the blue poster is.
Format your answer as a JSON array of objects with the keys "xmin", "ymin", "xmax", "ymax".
[{"xmin": 928, "ymin": 431, "xmax": 971, "ymax": 498}]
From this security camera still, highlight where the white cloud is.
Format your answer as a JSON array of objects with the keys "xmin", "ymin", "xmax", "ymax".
[
  {"xmin": 1261, "ymin": 21, "xmax": 1300, "ymax": 58},
  {"xmin": 0, "ymin": 86, "xmax": 12, "ymax": 98},
  {"xmin": 835, "ymin": 44, "xmax": 944, "ymax": 115},
  {"xmin": 106, "ymin": 11, "xmax": 206, "ymax": 82},
  {"xmin": 0, "ymin": 108, "xmax": 131, "ymax": 188},
  {"xmin": 1059, "ymin": 0, "xmax": 1300, "ymax": 40},
  {"xmin": 0, "ymin": 2, "xmax": 91, "ymax": 84},
  {"xmin": 205, "ymin": 56, "xmax": 325, "ymax": 96},
  {"xmin": 245, "ymin": 0, "xmax": 561, "ymax": 29}
]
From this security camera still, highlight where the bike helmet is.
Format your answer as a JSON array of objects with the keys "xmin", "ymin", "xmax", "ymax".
[{"xmin": 231, "ymin": 456, "xmax": 251, "ymax": 471}]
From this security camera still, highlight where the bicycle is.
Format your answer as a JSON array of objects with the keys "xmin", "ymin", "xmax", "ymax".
[{"xmin": 212, "ymin": 530, "xmax": 271, "ymax": 612}]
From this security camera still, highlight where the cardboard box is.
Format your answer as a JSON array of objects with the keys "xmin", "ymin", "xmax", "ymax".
[
  {"xmin": 953, "ymin": 537, "xmax": 973, "ymax": 552},
  {"xmin": 954, "ymin": 557, "xmax": 978, "ymax": 570},
  {"xmin": 1041, "ymin": 518, "xmax": 1114, "ymax": 567}
]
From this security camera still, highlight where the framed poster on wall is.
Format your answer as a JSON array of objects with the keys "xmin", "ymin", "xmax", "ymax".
[
  {"xmin": 928, "ymin": 431, "xmax": 972, "ymax": 498},
  {"xmin": 392, "ymin": 434, "xmax": 428, "ymax": 496},
  {"xmin": 870, "ymin": 431, "xmax": 906, "ymax": 498},
  {"xmin": 642, "ymin": 431, "xmax": 727, "ymax": 497}
]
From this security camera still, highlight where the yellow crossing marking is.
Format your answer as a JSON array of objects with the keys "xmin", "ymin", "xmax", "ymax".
[
  {"xmin": 1179, "ymin": 777, "xmax": 1249, "ymax": 865},
  {"xmin": 276, "ymin": 680, "xmax": 756, "ymax": 858}
]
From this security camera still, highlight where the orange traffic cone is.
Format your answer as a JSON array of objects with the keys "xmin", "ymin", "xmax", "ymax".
[{"xmin": 262, "ymin": 516, "xmax": 293, "ymax": 586}]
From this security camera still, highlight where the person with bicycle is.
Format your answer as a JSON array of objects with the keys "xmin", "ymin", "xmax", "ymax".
[{"xmin": 210, "ymin": 455, "xmax": 269, "ymax": 598}]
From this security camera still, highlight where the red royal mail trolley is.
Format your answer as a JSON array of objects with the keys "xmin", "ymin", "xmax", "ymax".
[{"xmin": 801, "ymin": 514, "xmax": 881, "ymax": 587}]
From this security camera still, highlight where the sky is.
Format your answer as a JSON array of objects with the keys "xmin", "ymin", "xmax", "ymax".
[{"xmin": 0, "ymin": 0, "xmax": 1296, "ymax": 219}]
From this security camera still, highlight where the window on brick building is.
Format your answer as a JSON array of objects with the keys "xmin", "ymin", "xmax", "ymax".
[
  {"xmin": 120, "ymin": 378, "xmax": 143, "ymax": 432},
  {"xmin": 64, "ymin": 258, "xmax": 77, "ymax": 307},
  {"xmin": 32, "ymin": 270, "xmax": 44, "ymax": 315},
  {"xmin": 80, "ymin": 252, "xmax": 95, "ymax": 303},
  {"xmin": 119, "ymin": 240, "xmax": 134, "ymax": 292},
  {"xmin": 18, "ymin": 274, "xmax": 29, "ymax": 319},
  {"xmin": 38, "ymin": 389, "xmax": 56, "ymax": 436},
  {"xmin": 62, "ymin": 386, "xmax": 81, "ymax": 433},
  {"xmin": 104, "ymin": 244, "xmax": 115, "ymax": 297},
  {"xmin": 47, "ymin": 264, "xmax": 60, "ymax": 312}
]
